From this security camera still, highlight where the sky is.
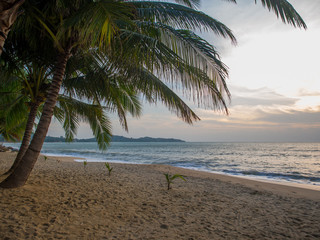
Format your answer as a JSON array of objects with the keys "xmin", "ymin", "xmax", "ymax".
[{"xmin": 48, "ymin": 0, "xmax": 320, "ymax": 142}]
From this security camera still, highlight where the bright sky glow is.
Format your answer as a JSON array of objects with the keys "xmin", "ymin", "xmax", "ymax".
[{"xmin": 48, "ymin": 0, "xmax": 320, "ymax": 142}]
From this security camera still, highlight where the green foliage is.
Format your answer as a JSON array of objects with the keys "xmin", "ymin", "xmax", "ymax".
[
  {"xmin": 44, "ymin": 155, "xmax": 47, "ymax": 161},
  {"xmin": 0, "ymin": 0, "xmax": 306, "ymax": 188},
  {"xmin": 164, "ymin": 173, "xmax": 186, "ymax": 190},
  {"xmin": 1, "ymin": 47, "xmax": 143, "ymax": 151},
  {"xmin": 255, "ymin": 0, "xmax": 307, "ymax": 28},
  {"xmin": 2, "ymin": 0, "xmax": 306, "ymax": 143},
  {"xmin": 83, "ymin": 160, "xmax": 87, "ymax": 169},
  {"xmin": 104, "ymin": 162, "xmax": 113, "ymax": 176},
  {"xmin": 0, "ymin": 73, "xmax": 28, "ymax": 141}
]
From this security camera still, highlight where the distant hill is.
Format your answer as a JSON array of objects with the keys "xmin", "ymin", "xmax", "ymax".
[{"xmin": 44, "ymin": 135, "xmax": 185, "ymax": 143}]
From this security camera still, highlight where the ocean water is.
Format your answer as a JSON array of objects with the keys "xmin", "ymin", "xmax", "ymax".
[{"xmin": 4, "ymin": 142, "xmax": 320, "ymax": 187}]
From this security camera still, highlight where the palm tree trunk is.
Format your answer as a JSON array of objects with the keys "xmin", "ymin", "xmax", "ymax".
[
  {"xmin": 0, "ymin": 49, "xmax": 71, "ymax": 188},
  {"xmin": 3, "ymin": 100, "xmax": 41, "ymax": 175},
  {"xmin": 0, "ymin": 0, "xmax": 25, "ymax": 56}
]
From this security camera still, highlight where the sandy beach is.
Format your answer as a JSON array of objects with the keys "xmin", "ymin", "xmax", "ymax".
[{"xmin": 0, "ymin": 152, "xmax": 320, "ymax": 239}]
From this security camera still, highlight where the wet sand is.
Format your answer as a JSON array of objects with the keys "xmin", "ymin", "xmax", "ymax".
[{"xmin": 1, "ymin": 152, "xmax": 320, "ymax": 239}]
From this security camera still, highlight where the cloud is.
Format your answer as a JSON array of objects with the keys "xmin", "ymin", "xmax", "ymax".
[
  {"xmin": 48, "ymin": 102, "xmax": 320, "ymax": 142},
  {"xmin": 196, "ymin": 100, "xmax": 320, "ymax": 130},
  {"xmin": 292, "ymin": 0, "xmax": 320, "ymax": 27},
  {"xmin": 298, "ymin": 89, "xmax": 320, "ymax": 97},
  {"xmin": 229, "ymin": 86, "xmax": 298, "ymax": 107},
  {"xmin": 254, "ymin": 108, "xmax": 320, "ymax": 125},
  {"xmin": 48, "ymin": 0, "xmax": 320, "ymax": 143},
  {"xmin": 201, "ymin": 0, "xmax": 320, "ymax": 57},
  {"xmin": 185, "ymin": 106, "xmax": 320, "ymax": 142}
]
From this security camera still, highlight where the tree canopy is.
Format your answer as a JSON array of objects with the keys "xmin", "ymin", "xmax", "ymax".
[{"xmin": 0, "ymin": 0, "xmax": 306, "ymax": 188}]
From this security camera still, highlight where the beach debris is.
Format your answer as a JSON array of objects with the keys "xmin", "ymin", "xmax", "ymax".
[
  {"xmin": 0, "ymin": 145, "xmax": 18, "ymax": 152},
  {"xmin": 0, "ymin": 145, "xmax": 9, "ymax": 152},
  {"xmin": 164, "ymin": 173, "xmax": 186, "ymax": 190},
  {"xmin": 160, "ymin": 224, "xmax": 169, "ymax": 230},
  {"xmin": 104, "ymin": 162, "xmax": 113, "ymax": 176}
]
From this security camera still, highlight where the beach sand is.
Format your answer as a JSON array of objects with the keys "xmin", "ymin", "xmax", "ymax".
[{"xmin": 1, "ymin": 152, "xmax": 320, "ymax": 239}]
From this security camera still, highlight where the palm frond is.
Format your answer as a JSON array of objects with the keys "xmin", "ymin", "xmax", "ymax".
[
  {"xmin": 127, "ymin": 67, "xmax": 200, "ymax": 124},
  {"xmin": 63, "ymin": 50, "xmax": 143, "ymax": 121},
  {"xmin": 132, "ymin": 1, "xmax": 237, "ymax": 44},
  {"xmin": 55, "ymin": 96, "xmax": 80, "ymax": 142},
  {"xmin": 56, "ymin": 95, "xmax": 112, "ymax": 150},
  {"xmin": 116, "ymin": 28, "xmax": 229, "ymax": 111},
  {"xmin": 173, "ymin": 0, "xmax": 200, "ymax": 9},
  {"xmin": 61, "ymin": 1, "xmax": 135, "ymax": 49},
  {"xmin": 0, "ymin": 94, "xmax": 28, "ymax": 142},
  {"xmin": 222, "ymin": 0, "xmax": 306, "ymax": 29},
  {"xmin": 255, "ymin": 0, "xmax": 306, "ymax": 29},
  {"xmin": 134, "ymin": 21, "xmax": 229, "ymax": 81}
]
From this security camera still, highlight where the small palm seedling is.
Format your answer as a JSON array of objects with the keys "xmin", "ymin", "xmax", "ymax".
[
  {"xmin": 44, "ymin": 155, "xmax": 48, "ymax": 161},
  {"xmin": 164, "ymin": 173, "xmax": 186, "ymax": 190},
  {"xmin": 83, "ymin": 160, "xmax": 88, "ymax": 169},
  {"xmin": 104, "ymin": 162, "xmax": 113, "ymax": 176}
]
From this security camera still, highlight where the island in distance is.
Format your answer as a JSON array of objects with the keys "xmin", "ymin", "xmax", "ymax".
[{"xmin": 44, "ymin": 135, "xmax": 185, "ymax": 143}]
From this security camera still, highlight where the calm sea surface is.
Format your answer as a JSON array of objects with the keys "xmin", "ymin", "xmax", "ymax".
[{"xmin": 4, "ymin": 142, "xmax": 320, "ymax": 186}]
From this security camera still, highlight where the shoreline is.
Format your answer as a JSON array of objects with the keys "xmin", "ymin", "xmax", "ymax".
[
  {"xmin": 182, "ymin": 167, "xmax": 320, "ymax": 192},
  {"xmin": 3, "ymin": 142, "xmax": 320, "ymax": 189},
  {"xmin": 45, "ymin": 152, "xmax": 320, "ymax": 192},
  {"xmin": 3, "ymin": 152, "xmax": 319, "ymax": 199},
  {"xmin": 52, "ymin": 155, "xmax": 320, "ymax": 200},
  {"xmin": 1, "ymin": 152, "xmax": 320, "ymax": 239}
]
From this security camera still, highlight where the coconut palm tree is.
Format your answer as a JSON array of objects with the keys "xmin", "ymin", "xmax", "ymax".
[
  {"xmin": 0, "ymin": 0, "xmax": 307, "ymax": 57},
  {"xmin": 0, "ymin": 59, "xmax": 52, "ymax": 170},
  {"xmin": 0, "ymin": 48, "xmax": 142, "ymax": 175},
  {"xmin": 0, "ymin": 0, "xmax": 306, "ymax": 188},
  {"xmin": 0, "ymin": 72, "xmax": 27, "ymax": 141},
  {"xmin": 0, "ymin": 0, "xmax": 25, "ymax": 56}
]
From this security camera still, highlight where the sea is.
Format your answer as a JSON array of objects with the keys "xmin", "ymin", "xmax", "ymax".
[{"xmin": 4, "ymin": 142, "xmax": 320, "ymax": 188}]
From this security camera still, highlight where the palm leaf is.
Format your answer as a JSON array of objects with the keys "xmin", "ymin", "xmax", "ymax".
[
  {"xmin": 226, "ymin": 0, "xmax": 306, "ymax": 28},
  {"xmin": 255, "ymin": 0, "xmax": 307, "ymax": 28},
  {"xmin": 132, "ymin": 1, "xmax": 237, "ymax": 44},
  {"xmin": 127, "ymin": 66, "xmax": 201, "ymax": 124},
  {"xmin": 171, "ymin": 174, "xmax": 186, "ymax": 181},
  {"xmin": 56, "ymin": 95, "xmax": 112, "ymax": 150},
  {"xmin": 61, "ymin": 1, "xmax": 135, "ymax": 49},
  {"xmin": 116, "ymin": 28, "xmax": 229, "ymax": 111},
  {"xmin": 172, "ymin": 0, "xmax": 200, "ymax": 9}
]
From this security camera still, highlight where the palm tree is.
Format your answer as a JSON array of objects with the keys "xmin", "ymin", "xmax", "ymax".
[
  {"xmin": 0, "ymin": 0, "xmax": 25, "ymax": 56},
  {"xmin": 0, "ymin": 0, "xmax": 306, "ymax": 188},
  {"xmin": 1, "ymin": 60, "xmax": 51, "ymax": 171},
  {"xmin": 0, "ymin": 72, "xmax": 27, "ymax": 141},
  {"xmin": 0, "ymin": 49, "xmax": 142, "ymax": 175}
]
